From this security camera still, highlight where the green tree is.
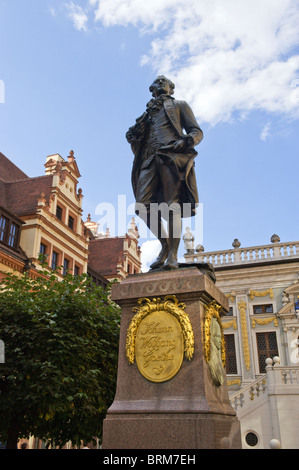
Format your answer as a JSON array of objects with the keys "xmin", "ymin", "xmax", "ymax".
[{"xmin": 0, "ymin": 267, "xmax": 120, "ymax": 449}]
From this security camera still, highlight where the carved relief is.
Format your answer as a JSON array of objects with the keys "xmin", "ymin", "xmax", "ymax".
[
  {"xmin": 249, "ymin": 288, "xmax": 273, "ymax": 300},
  {"xmin": 203, "ymin": 301, "xmax": 226, "ymax": 386}
]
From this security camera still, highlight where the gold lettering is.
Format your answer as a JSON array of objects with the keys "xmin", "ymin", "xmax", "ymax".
[
  {"xmin": 140, "ymin": 322, "xmax": 174, "ymax": 335},
  {"xmin": 138, "ymin": 335, "xmax": 176, "ymax": 351}
]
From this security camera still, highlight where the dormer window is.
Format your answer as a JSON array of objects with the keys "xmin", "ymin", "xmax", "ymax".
[
  {"xmin": 68, "ymin": 215, "xmax": 74, "ymax": 230},
  {"xmin": 0, "ymin": 216, "xmax": 8, "ymax": 242},
  {"xmin": 0, "ymin": 209, "xmax": 22, "ymax": 251},
  {"xmin": 56, "ymin": 205, "xmax": 63, "ymax": 221},
  {"xmin": 8, "ymin": 223, "xmax": 18, "ymax": 248}
]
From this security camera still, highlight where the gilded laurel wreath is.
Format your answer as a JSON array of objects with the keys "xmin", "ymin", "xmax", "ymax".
[
  {"xmin": 203, "ymin": 301, "xmax": 226, "ymax": 368},
  {"xmin": 126, "ymin": 295, "xmax": 194, "ymax": 364}
]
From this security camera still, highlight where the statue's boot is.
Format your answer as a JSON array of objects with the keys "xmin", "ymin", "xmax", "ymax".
[
  {"xmin": 150, "ymin": 240, "xmax": 169, "ymax": 269},
  {"xmin": 163, "ymin": 212, "xmax": 181, "ymax": 269},
  {"xmin": 163, "ymin": 237, "xmax": 179, "ymax": 269}
]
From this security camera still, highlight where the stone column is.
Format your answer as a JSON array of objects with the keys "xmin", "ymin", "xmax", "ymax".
[{"xmin": 102, "ymin": 266, "xmax": 242, "ymax": 449}]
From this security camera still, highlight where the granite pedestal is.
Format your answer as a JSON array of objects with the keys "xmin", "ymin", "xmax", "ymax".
[{"xmin": 102, "ymin": 266, "xmax": 241, "ymax": 449}]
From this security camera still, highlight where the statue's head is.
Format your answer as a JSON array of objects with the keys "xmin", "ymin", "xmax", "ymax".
[{"xmin": 149, "ymin": 75, "xmax": 175, "ymax": 97}]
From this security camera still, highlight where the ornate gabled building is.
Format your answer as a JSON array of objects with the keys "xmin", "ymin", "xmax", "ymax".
[
  {"xmin": 184, "ymin": 234, "xmax": 299, "ymax": 449},
  {"xmin": 86, "ymin": 216, "xmax": 142, "ymax": 282},
  {"xmin": 0, "ymin": 151, "xmax": 90, "ymax": 279},
  {"xmin": 0, "ymin": 151, "xmax": 142, "ymax": 286}
]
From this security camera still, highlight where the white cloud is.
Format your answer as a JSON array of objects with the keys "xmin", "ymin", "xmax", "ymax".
[
  {"xmin": 48, "ymin": 6, "xmax": 56, "ymax": 17},
  {"xmin": 66, "ymin": 1, "xmax": 89, "ymax": 31},
  {"xmin": 88, "ymin": 0, "xmax": 299, "ymax": 125},
  {"xmin": 140, "ymin": 239, "xmax": 161, "ymax": 272},
  {"xmin": 260, "ymin": 121, "xmax": 271, "ymax": 141}
]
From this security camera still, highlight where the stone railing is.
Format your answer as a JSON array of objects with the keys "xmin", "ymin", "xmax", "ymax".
[
  {"xmin": 184, "ymin": 241, "xmax": 299, "ymax": 267},
  {"xmin": 230, "ymin": 375, "xmax": 267, "ymax": 412},
  {"xmin": 229, "ymin": 358, "xmax": 299, "ymax": 413}
]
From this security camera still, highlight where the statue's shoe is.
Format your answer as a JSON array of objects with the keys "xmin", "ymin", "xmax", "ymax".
[
  {"xmin": 150, "ymin": 247, "xmax": 169, "ymax": 269},
  {"xmin": 163, "ymin": 254, "xmax": 179, "ymax": 270}
]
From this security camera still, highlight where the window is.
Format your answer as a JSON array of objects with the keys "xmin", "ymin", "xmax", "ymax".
[
  {"xmin": 228, "ymin": 307, "xmax": 234, "ymax": 316},
  {"xmin": 0, "ymin": 211, "xmax": 22, "ymax": 250},
  {"xmin": 256, "ymin": 332, "xmax": 278, "ymax": 373},
  {"xmin": 39, "ymin": 243, "xmax": 47, "ymax": 255},
  {"xmin": 253, "ymin": 304, "xmax": 273, "ymax": 314},
  {"xmin": 8, "ymin": 223, "xmax": 18, "ymax": 247},
  {"xmin": 0, "ymin": 216, "xmax": 8, "ymax": 242},
  {"xmin": 68, "ymin": 215, "xmax": 74, "ymax": 230},
  {"xmin": 56, "ymin": 205, "xmax": 63, "ymax": 221},
  {"xmin": 245, "ymin": 432, "xmax": 259, "ymax": 447},
  {"xmin": 224, "ymin": 334, "xmax": 238, "ymax": 374},
  {"xmin": 51, "ymin": 251, "xmax": 59, "ymax": 270},
  {"xmin": 63, "ymin": 258, "xmax": 69, "ymax": 276},
  {"xmin": 74, "ymin": 265, "xmax": 80, "ymax": 277}
]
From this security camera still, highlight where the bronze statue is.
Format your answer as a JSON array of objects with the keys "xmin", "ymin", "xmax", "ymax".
[{"xmin": 126, "ymin": 76, "xmax": 203, "ymax": 269}]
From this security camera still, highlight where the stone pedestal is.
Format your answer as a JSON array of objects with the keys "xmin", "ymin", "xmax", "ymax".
[{"xmin": 102, "ymin": 267, "xmax": 241, "ymax": 449}]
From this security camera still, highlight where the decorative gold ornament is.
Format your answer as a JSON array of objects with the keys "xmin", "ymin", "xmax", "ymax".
[
  {"xmin": 249, "ymin": 288, "xmax": 273, "ymax": 300},
  {"xmin": 238, "ymin": 300, "xmax": 250, "ymax": 371},
  {"xmin": 227, "ymin": 378, "xmax": 241, "ymax": 387},
  {"xmin": 225, "ymin": 292, "xmax": 235, "ymax": 302},
  {"xmin": 252, "ymin": 316, "xmax": 278, "ymax": 328},
  {"xmin": 203, "ymin": 301, "xmax": 226, "ymax": 368},
  {"xmin": 126, "ymin": 295, "xmax": 194, "ymax": 383},
  {"xmin": 222, "ymin": 319, "xmax": 238, "ymax": 330}
]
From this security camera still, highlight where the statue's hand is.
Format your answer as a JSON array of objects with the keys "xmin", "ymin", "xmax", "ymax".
[
  {"xmin": 172, "ymin": 139, "xmax": 186, "ymax": 151},
  {"xmin": 126, "ymin": 129, "xmax": 135, "ymax": 143}
]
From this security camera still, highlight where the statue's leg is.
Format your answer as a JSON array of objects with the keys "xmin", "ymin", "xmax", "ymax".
[
  {"xmin": 135, "ymin": 203, "xmax": 169, "ymax": 269},
  {"xmin": 149, "ymin": 209, "xmax": 169, "ymax": 269},
  {"xmin": 163, "ymin": 209, "xmax": 181, "ymax": 269},
  {"xmin": 135, "ymin": 160, "xmax": 170, "ymax": 269},
  {"xmin": 146, "ymin": 205, "xmax": 170, "ymax": 269}
]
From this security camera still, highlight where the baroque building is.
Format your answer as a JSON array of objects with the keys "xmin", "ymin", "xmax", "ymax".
[
  {"xmin": 0, "ymin": 151, "xmax": 89, "ymax": 279},
  {"xmin": 184, "ymin": 234, "xmax": 299, "ymax": 449},
  {"xmin": 85, "ymin": 216, "xmax": 142, "ymax": 282}
]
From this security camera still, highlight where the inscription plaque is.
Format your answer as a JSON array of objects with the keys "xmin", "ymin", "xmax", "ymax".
[
  {"xmin": 135, "ymin": 310, "xmax": 184, "ymax": 382},
  {"xmin": 125, "ymin": 295, "xmax": 194, "ymax": 383}
]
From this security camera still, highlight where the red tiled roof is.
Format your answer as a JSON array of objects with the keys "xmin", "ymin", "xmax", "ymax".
[
  {"xmin": 88, "ymin": 237, "xmax": 125, "ymax": 277},
  {"xmin": 0, "ymin": 175, "xmax": 53, "ymax": 217},
  {"xmin": 0, "ymin": 152, "xmax": 29, "ymax": 182}
]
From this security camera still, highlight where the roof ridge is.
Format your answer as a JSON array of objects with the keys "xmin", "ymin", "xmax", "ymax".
[
  {"xmin": 4, "ymin": 174, "xmax": 52, "ymax": 184},
  {"xmin": 0, "ymin": 151, "xmax": 29, "ymax": 181}
]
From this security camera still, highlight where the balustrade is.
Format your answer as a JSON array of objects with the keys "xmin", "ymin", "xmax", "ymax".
[
  {"xmin": 230, "ymin": 361, "xmax": 299, "ymax": 412},
  {"xmin": 186, "ymin": 241, "xmax": 299, "ymax": 267}
]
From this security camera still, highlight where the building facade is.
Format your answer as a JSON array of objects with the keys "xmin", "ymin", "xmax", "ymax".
[
  {"xmin": 86, "ymin": 216, "xmax": 142, "ymax": 282},
  {"xmin": 0, "ymin": 151, "xmax": 90, "ymax": 279},
  {"xmin": 184, "ymin": 235, "xmax": 299, "ymax": 449}
]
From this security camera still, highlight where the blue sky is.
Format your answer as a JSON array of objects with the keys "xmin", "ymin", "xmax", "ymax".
[{"xmin": 0, "ymin": 0, "xmax": 299, "ymax": 269}]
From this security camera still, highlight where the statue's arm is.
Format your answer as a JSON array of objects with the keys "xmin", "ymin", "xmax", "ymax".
[
  {"xmin": 179, "ymin": 101, "xmax": 203, "ymax": 148},
  {"xmin": 126, "ymin": 112, "xmax": 147, "ymax": 144}
]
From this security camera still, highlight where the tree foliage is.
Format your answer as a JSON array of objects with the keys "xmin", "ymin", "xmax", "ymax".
[{"xmin": 0, "ymin": 266, "xmax": 120, "ymax": 448}]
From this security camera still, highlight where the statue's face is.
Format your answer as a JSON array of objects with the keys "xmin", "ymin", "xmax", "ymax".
[{"xmin": 151, "ymin": 76, "xmax": 172, "ymax": 97}]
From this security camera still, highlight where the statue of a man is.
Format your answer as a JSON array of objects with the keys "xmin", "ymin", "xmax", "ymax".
[{"xmin": 126, "ymin": 76, "xmax": 203, "ymax": 269}]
